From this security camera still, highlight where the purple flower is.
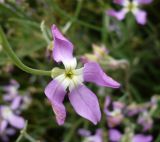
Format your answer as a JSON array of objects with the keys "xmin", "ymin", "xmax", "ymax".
[
  {"xmin": 0, "ymin": 127, "xmax": 16, "ymax": 142},
  {"xmin": 108, "ymin": 129, "xmax": 153, "ymax": 142},
  {"xmin": 137, "ymin": 111, "xmax": 153, "ymax": 131},
  {"xmin": 80, "ymin": 44, "xmax": 108, "ymax": 64},
  {"xmin": 79, "ymin": 129, "xmax": 103, "ymax": 142},
  {"xmin": 126, "ymin": 103, "xmax": 145, "ymax": 116},
  {"xmin": 3, "ymin": 80, "xmax": 19, "ymax": 102},
  {"xmin": 106, "ymin": 0, "xmax": 153, "ymax": 25},
  {"xmin": 0, "ymin": 105, "xmax": 25, "ymax": 130},
  {"xmin": 44, "ymin": 25, "xmax": 120, "ymax": 125},
  {"xmin": 3, "ymin": 80, "xmax": 32, "ymax": 111},
  {"xmin": 0, "ymin": 0, "xmax": 4, "ymax": 3},
  {"xmin": 104, "ymin": 96, "xmax": 124, "ymax": 127},
  {"xmin": 108, "ymin": 129, "xmax": 122, "ymax": 142},
  {"xmin": 132, "ymin": 134, "xmax": 153, "ymax": 142},
  {"xmin": 80, "ymin": 44, "xmax": 128, "ymax": 70},
  {"xmin": 78, "ymin": 129, "xmax": 91, "ymax": 137},
  {"xmin": 0, "ymin": 105, "xmax": 25, "ymax": 141}
]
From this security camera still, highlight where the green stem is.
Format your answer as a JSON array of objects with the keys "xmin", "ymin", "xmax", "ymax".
[
  {"xmin": 0, "ymin": 26, "xmax": 51, "ymax": 76},
  {"xmin": 51, "ymin": 0, "xmax": 101, "ymax": 31},
  {"xmin": 62, "ymin": 0, "xmax": 83, "ymax": 34},
  {"xmin": 40, "ymin": 20, "xmax": 51, "ymax": 44},
  {"xmin": 64, "ymin": 119, "xmax": 82, "ymax": 142},
  {"xmin": 16, "ymin": 121, "xmax": 37, "ymax": 142},
  {"xmin": 24, "ymin": 133, "xmax": 37, "ymax": 142}
]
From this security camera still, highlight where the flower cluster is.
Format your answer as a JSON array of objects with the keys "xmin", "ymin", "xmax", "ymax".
[
  {"xmin": 80, "ymin": 44, "xmax": 128, "ymax": 70},
  {"xmin": 44, "ymin": 25, "xmax": 120, "ymax": 125},
  {"xmin": 104, "ymin": 95, "xmax": 160, "ymax": 142},
  {"xmin": 0, "ymin": 80, "xmax": 31, "ymax": 142},
  {"xmin": 107, "ymin": 0, "xmax": 153, "ymax": 25},
  {"xmin": 78, "ymin": 128, "xmax": 103, "ymax": 142}
]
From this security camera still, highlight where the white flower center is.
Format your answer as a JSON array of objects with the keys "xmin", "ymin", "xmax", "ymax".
[
  {"xmin": 123, "ymin": 0, "xmax": 139, "ymax": 14},
  {"xmin": 1, "ymin": 107, "xmax": 13, "ymax": 119},
  {"xmin": 109, "ymin": 109, "xmax": 122, "ymax": 117},
  {"xmin": 10, "ymin": 86, "xmax": 18, "ymax": 94},
  {"xmin": 55, "ymin": 58, "xmax": 84, "ymax": 91}
]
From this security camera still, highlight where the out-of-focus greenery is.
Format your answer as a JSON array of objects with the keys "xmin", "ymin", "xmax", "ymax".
[{"xmin": 0, "ymin": 0, "xmax": 160, "ymax": 142}]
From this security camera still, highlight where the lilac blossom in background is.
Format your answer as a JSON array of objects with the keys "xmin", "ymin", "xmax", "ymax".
[
  {"xmin": 78, "ymin": 129, "xmax": 103, "ymax": 142},
  {"xmin": 0, "ymin": 126, "xmax": 16, "ymax": 142},
  {"xmin": 78, "ymin": 129, "xmax": 91, "ymax": 137},
  {"xmin": 109, "ymin": 129, "xmax": 153, "ymax": 142},
  {"xmin": 126, "ymin": 102, "xmax": 149, "ymax": 116},
  {"xmin": 126, "ymin": 103, "xmax": 142, "ymax": 116},
  {"xmin": 137, "ymin": 110, "xmax": 153, "ymax": 131},
  {"xmin": 80, "ymin": 44, "xmax": 128, "ymax": 70},
  {"xmin": 80, "ymin": 44, "xmax": 108, "ymax": 63},
  {"xmin": 150, "ymin": 95, "xmax": 159, "ymax": 112},
  {"xmin": 0, "ymin": 0, "xmax": 4, "ymax": 3},
  {"xmin": 107, "ymin": 0, "xmax": 153, "ymax": 25},
  {"xmin": 104, "ymin": 96, "xmax": 124, "ymax": 127},
  {"xmin": 0, "ymin": 80, "xmax": 28, "ymax": 141},
  {"xmin": 3, "ymin": 80, "xmax": 32, "ymax": 111},
  {"xmin": 0, "ymin": 105, "xmax": 25, "ymax": 141},
  {"xmin": 3, "ymin": 80, "xmax": 19, "ymax": 102},
  {"xmin": 44, "ymin": 25, "xmax": 120, "ymax": 125}
]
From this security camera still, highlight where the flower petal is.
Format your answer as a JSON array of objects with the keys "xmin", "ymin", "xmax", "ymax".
[
  {"xmin": 113, "ymin": 0, "xmax": 126, "ymax": 5},
  {"xmin": 107, "ymin": 9, "xmax": 127, "ymax": 21},
  {"xmin": 44, "ymin": 80, "xmax": 66, "ymax": 125},
  {"xmin": 78, "ymin": 129, "xmax": 91, "ymax": 137},
  {"xmin": 83, "ymin": 62, "xmax": 120, "ymax": 88},
  {"xmin": 8, "ymin": 114, "xmax": 25, "ymax": 129},
  {"xmin": 10, "ymin": 96, "xmax": 22, "ymax": 110},
  {"xmin": 135, "ymin": 0, "xmax": 153, "ymax": 4},
  {"xmin": 51, "ymin": 24, "xmax": 74, "ymax": 63},
  {"xmin": 6, "ymin": 128, "xmax": 16, "ymax": 135},
  {"xmin": 109, "ymin": 129, "xmax": 122, "ymax": 142},
  {"xmin": 134, "ymin": 10, "xmax": 147, "ymax": 25},
  {"xmin": 69, "ymin": 85, "xmax": 101, "ymax": 125},
  {"xmin": 0, "ymin": 120, "xmax": 8, "ymax": 133},
  {"xmin": 133, "ymin": 134, "xmax": 153, "ymax": 142}
]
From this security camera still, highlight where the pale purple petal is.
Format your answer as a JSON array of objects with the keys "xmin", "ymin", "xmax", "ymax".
[
  {"xmin": 133, "ymin": 134, "xmax": 153, "ymax": 142},
  {"xmin": 44, "ymin": 80, "xmax": 66, "ymax": 125},
  {"xmin": 6, "ymin": 128, "xmax": 16, "ymax": 135},
  {"xmin": 95, "ymin": 129, "xmax": 103, "ymax": 142},
  {"xmin": 10, "ymin": 96, "xmax": 22, "ymax": 110},
  {"xmin": 137, "ymin": 111, "xmax": 153, "ymax": 131},
  {"xmin": 83, "ymin": 62, "xmax": 120, "ymax": 88},
  {"xmin": 135, "ymin": 0, "xmax": 153, "ymax": 4},
  {"xmin": 113, "ymin": 0, "xmax": 125, "ymax": 5},
  {"xmin": 109, "ymin": 129, "xmax": 122, "ymax": 142},
  {"xmin": 0, "ymin": 120, "xmax": 8, "ymax": 133},
  {"xmin": 107, "ymin": 9, "xmax": 127, "ymax": 21},
  {"xmin": 134, "ymin": 10, "xmax": 147, "ymax": 25},
  {"xmin": 107, "ymin": 114, "xmax": 124, "ymax": 127},
  {"xmin": 51, "ymin": 24, "xmax": 74, "ymax": 63},
  {"xmin": 87, "ymin": 135, "xmax": 102, "ymax": 142},
  {"xmin": 78, "ymin": 129, "xmax": 91, "ymax": 137},
  {"xmin": 113, "ymin": 101, "xmax": 125, "ymax": 110},
  {"xmin": 8, "ymin": 114, "xmax": 25, "ymax": 129},
  {"xmin": 0, "ymin": 0, "xmax": 4, "ymax": 3},
  {"xmin": 69, "ymin": 85, "xmax": 101, "ymax": 125},
  {"xmin": 104, "ymin": 96, "xmax": 111, "ymax": 110}
]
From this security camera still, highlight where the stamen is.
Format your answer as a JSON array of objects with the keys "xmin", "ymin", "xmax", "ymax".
[{"xmin": 65, "ymin": 70, "xmax": 74, "ymax": 78}]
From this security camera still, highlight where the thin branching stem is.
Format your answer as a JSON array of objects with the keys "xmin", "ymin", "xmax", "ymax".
[{"xmin": 0, "ymin": 26, "xmax": 51, "ymax": 76}]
